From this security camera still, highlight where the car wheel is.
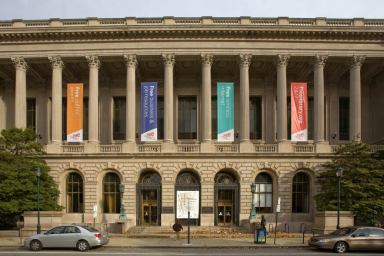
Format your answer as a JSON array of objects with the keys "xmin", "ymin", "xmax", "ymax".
[
  {"xmin": 30, "ymin": 240, "xmax": 42, "ymax": 251},
  {"xmin": 334, "ymin": 241, "xmax": 348, "ymax": 253},
  {"xmin": 76, "ymin": 240, "xmax": 90, "ymax": 252}
]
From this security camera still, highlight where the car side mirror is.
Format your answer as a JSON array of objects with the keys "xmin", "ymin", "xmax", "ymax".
[{"xmin": 351, "ymin": 234, "xmax": 356, "ymax": 238}]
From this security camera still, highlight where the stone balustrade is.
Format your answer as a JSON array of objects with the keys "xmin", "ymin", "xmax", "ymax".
[
  {"xmin": 2, "ymin": 17, "xmax": 384, "ymax": 29},
  {"xmin": 45, "ymin": 142, "xmax": 384, "ymax": 154}
]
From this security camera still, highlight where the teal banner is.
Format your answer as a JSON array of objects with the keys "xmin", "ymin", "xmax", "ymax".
[{"xmin": 217, "ymin": 82, "xmax": 234, "ymax": 142}]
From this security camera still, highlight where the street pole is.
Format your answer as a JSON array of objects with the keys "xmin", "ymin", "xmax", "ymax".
[
  {"xmin": 36, "ymin": 167, "xmax": 41, "ymax": 234},
  {"xmin": 336, "ymin": 167, "xmax": 343, "ymax": 230},
  {"xmin": 274, "ymin": 211, "xmax": 278, "ymax": 245},
  {"xmin": 187, "ymin": 198, "xmax": 190, "ymax": 244},
  {"xmin": 188, "ymin": 210, "xmax": 190, "ymax": 244},
  {"xmin": 337, "ymin": 174, "xmax": 340, "ymax": 229}
]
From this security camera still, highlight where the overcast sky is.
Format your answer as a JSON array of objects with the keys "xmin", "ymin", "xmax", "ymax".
[{"xmin": 0, "ymin": 0, "xmax": 383, "ymax": 20}]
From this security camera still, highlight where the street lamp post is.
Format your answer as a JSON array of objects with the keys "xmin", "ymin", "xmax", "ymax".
[
  {"xmin": 336, "ymin": 167, "xmax": 343, "ymax": 230},
  {"xmin": 118, "ymin": 183, "xmax": 127, "ymax": 221},
  {"xmin": 35, "ymin": 167, "xmax": 41, "ymax": 234}
]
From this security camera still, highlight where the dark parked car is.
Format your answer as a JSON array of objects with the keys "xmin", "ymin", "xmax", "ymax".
[
  {"xmin": 24, "ymin": 225, "xmax": 109, "ymax": 251},
  {"xmin": 308, "ymin": 226, "xmax": 384, "ymax": 253}
]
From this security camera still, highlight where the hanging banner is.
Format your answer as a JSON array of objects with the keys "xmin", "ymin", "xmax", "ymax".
[
  {"xmin": 67, "ymin": 83, "xmax": 83, "ymax": 142},
  {"xmin": 141, "ymin": 82, "xmax": 158, "ymax": 141},
  {"xmin": 176, "ymin": 191, "xmax": 199, "ymax": 219},
  {"xmin": 291, "ymin": 82, "xmax": 308, "ymax": 141},
  {"xmin": 217, "ymin": 82, "xmax": 234, "ymax": 142}
]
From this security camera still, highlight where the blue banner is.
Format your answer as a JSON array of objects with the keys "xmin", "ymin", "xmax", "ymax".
[
  {"xmin": 217, "ymin": 82, "xmax": 234, "ymax": 142},
  {"xmin": 141, "ymin": 82, "xmax": 157, "ymax": 141}
]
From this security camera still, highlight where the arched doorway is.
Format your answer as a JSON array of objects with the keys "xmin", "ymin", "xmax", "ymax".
[
  {"xmin": 214, "ymin": 170, "xmax": 239, "ymax": 226},
  {"xmin": 175, "ymin": 170, "xmax": 201, "ymax": 226},
  {"xmin": 137, "ymin": 170, "xmax": 161, "ymax": 226}
]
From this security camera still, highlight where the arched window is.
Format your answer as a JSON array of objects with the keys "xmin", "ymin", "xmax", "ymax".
[
  {"xmin": 292, "ymin": 172, "xmax": 310, "ymax": 213},
  {"xmin": 66, "ymin": 172, "xmax": 84, "ymax": 213},
  {"xmin": 255, "ymin": 172, "xmax": 273, "ymax": 213},
  {"xmin": 103, "ymin": 173, "xmax": 121, "ymax": 213}
]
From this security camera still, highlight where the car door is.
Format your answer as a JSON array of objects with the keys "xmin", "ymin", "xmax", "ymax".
[
  {"xmin": 368, "ymin": 228, "xmax": 384, "ymax": 251},
  {"xmin": 62, "ymin": 226, "xmax": 82, "ymax": 248},
  {"xmin": 349, "ymin": 228, "xmax": 371, "ymax": 251},
  {"xmin": 39, "ymin": 226, "xmax": 66, "ymax": 248}
]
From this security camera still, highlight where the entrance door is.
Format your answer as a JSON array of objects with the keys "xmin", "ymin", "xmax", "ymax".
[
  {"xmin": 141, "ymin": 189, "xmax": 158, "ymax": 225},
  {"xmin": 217, "ymin": 190, "xmax": 234, "ymax": 226}
]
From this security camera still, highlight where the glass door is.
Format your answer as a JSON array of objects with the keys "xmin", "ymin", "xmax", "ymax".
[
  {"xmin": 141, "ymin": 190, "xmax": 158, "ymax": 226},
  {"xmin": 217, "ymin": 190, "xmax": 234, "ymax": 226}
]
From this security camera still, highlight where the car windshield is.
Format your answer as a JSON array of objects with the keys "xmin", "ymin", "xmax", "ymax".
[
  {"xmin": 330, "ymin": 227, "xmax": 356, "ymax": 236},
  {"xmin": 81, "ymin": 226, "xmax": 100, "ymax": 233}
]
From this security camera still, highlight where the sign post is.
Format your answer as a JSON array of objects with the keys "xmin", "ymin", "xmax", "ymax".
[
  {"xmin": 92, "ymin": 204, "xmax": 97, "ymax": 228},
  {"xmin": 274, "ymin": 197, "xmax": 281, "ymax": 245}
]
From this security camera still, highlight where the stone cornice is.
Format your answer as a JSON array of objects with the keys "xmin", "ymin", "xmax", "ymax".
[{"xmin": 0, "ymin": 17, "xmax": 383, "ymax": 43}]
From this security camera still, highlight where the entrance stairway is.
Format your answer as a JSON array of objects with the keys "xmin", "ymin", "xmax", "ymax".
[{"xmin": 126, "ymin": 226, "xmax": 251, "ymax": 238}]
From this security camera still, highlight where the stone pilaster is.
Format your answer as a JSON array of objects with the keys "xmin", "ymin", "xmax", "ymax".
[
  {"xmin": 86, "ymin": 55, "xmax": 101, "ymax": 144},
  {"xmin": 162, "ymin": 54, "xmax": 175, "ymax": 146},
  {"xmin": 11, "ymin": 57, "xmax": 28, "ymax": 128},
  {"xmin": 349, "ymin": 55, "xmax": 365, "ymax": 142},
  {"xmin": 49, "ymin": 56, "xmax": 64, "ymax": 144},
  {"xmin": 276, "ymin": 55, "xmax": 289, "ymax": 142},
  {"xmin": 313, "ymin": 55, "xmax": 327, "ymax": 143},
  {"xmin": 123, "ymin": 54, "xmax": 138, "ymax": 148},
  {"xmin": 201, "ymin": 54, "xmax": 213, "ymax": 143}
]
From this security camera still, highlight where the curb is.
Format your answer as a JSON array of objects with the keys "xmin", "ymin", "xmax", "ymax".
[{"xmin": 0, "ymin": 245, "xmax": 308, "ymax": 249}]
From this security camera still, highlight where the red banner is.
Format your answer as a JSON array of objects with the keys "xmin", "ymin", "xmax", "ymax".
[{"xmin": 291, "ymin": 83, "xmax": 307, "ymax": 141}]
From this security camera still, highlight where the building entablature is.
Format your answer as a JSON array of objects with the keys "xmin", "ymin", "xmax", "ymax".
[{"xmin": 0, "ymin": 16, "xmax": 384, "ymax": 44}]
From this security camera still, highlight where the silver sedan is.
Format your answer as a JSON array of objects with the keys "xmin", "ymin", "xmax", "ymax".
[{"xmin": 24, "ymin": 225, "xmax": 109, "ymax": 251}]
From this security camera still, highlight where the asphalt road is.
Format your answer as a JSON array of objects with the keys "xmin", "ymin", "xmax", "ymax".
[{"xmin": 0, "ymin": 247, "xmax": 383, "ymax": 256}]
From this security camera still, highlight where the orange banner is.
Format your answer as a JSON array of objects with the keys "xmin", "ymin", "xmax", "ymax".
[
  {"xmin": 67, "ymin": 83, "xmax": 83, "ymax": 142},
  {"xmin": 291, "ymin": 82, "xmax": 307, "ymax": 142}
]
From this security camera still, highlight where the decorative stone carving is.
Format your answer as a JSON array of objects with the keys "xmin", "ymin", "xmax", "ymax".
[
  {"xmin": 48, "ymin": 55, "xmax": 64, "ymax": 69},
  {"xmin": 201, "ymin": 54, "xmax": 214, "ymax": 65},
  {"xmin": 276, "ymin": 54, "xmax": 290, "ymax": 67},
  {"xmin": 350, "ymin": 55, "xmax": 365, "ymax": 69},
  {"xmin": 239, "ymin": 53, "xmax": 252, "ymax": 67},
  {"xmin": 123, "ymin": 54, "xmax": 138, "ymax": 68},
  {"xmin": 313, "ymin": 55, "xmax": 328, "ymax": 66},
  {"xmin": 162, "ymin": 54, "xmax": 175, "ymax": 66},
  {"xmin": 85, "ymin": 55, "xmax": 101, "ymax": 69},
  {"xmin": 11, "ymin": 57, "xmax": 28, "ymax": 70}
]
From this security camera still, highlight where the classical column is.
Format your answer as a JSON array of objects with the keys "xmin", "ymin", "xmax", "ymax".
[
  {"xmin": 201, "ymin": 54, "xmax": 213, "ymax": 142},
  {"xmin": 349, "ymin": 55, "xmax": 365, "ymax": 142},
  {"xmin": 11, "ymin": 57, "xmax": 28, "ymax": 128},
  {"xmin": 86, "ymin": 55, "xmax": 100, "ymax": 144},
  {"xmin": 239, "ymin": 54, "xmax": 252, "ymax": 142},
  {"xmin": 49, "ymin": 56, "xmax": 64, "ymax": 144},
  {"xmin": 123, "ymin": 54, "xmax": 138, "ymax": 143},
  {"xmin": 313, "ymin": 55, "xmax": 327, "ymax": 143},
  {"xmin": 162, "ymin": 54, "xmax": 175, "ymax": 143},
  {"xmin": 276, "ymin": 55, "xmax": 290, "ymax": 142}
]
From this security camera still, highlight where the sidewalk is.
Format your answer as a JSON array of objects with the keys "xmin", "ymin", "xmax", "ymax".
[{"xmin": 0, "ymin": 236, "xmax": 309, "ymax": 248}]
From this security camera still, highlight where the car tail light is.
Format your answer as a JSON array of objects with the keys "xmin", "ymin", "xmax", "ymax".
[{"xmin": 94, "ymin": 233, "xmax": 101, "ymax": 238}]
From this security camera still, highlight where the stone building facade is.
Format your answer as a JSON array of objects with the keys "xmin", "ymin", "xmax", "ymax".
[{"xmin": 0, "ymin": 16, "xmax": 384, "ymax": 231}]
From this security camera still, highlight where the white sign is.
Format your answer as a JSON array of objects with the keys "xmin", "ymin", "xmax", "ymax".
[
  {"xmin": 176, "ymin": 191, "xmax": 199, "ymax": 219},
  {"xmin": 93, "ymin": 205, "xmax": 98, "ymax": 218},
  {"xmin": 276, "ymin": 197, "xmax": 281, "ymax": 213}
]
